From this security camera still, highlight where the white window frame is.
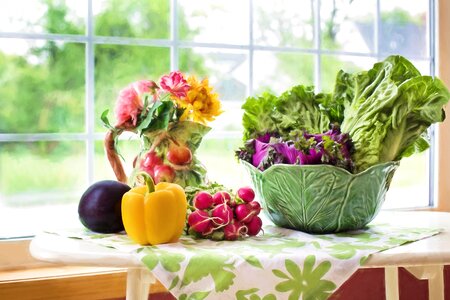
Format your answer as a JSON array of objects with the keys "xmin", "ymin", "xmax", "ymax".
[{"xmin": 0, "ymin": 0, "xmax": 448, "ymax": 269}]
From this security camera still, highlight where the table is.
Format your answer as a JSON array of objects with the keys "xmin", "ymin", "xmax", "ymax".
[{"xmin": 29, "ymin": 211, "xmax": 450, "ymax": 300}]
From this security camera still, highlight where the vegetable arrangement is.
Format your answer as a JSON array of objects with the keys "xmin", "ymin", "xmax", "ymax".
[
  {"xmin": 237, "ymin": 55, "xmax": 450, "ymax": 173},
  {"xmin": 101, "ymin": 71, "xmax": 222, "ymax": 187},
  {"xmin": 78, "ymin": 70, "xmax": 263, "ymax": 244}
]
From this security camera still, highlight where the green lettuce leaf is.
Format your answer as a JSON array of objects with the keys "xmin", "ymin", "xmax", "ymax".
[
  {"xmin": 241, "ymin": 86, "xmax": 331, "ymax": 141},
  {"xmin": 242, "ymin": 92, "xmax": 279, "ymax": 141},
  {"xmin": 272, "ymin": 85, "xmax": 330, "ymax": 137},
  {"xmin": 339, "ymin": 55, "xmax": 450, "ymax": 172}
]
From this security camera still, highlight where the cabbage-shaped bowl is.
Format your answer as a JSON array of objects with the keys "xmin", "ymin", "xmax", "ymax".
[{"xmin": 241, "ymin": 160, "xmax": 399, "ymax": 234}]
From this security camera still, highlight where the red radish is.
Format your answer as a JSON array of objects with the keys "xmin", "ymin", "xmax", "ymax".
[
  {"xmin": 212, "ymin": 191, "xmax": 231, "ymax": 206},
  {"xmin": 235, "ymin": 203, "xmax": 254, "ymax": 224},
  {"xmin": 188, "ymin": 210, "xmax": 212, "ymax": 234},
  {"xmin": 186, "ymin": 185, "xmax": 263, "ymax": 241},
  {"xmin": 247, "ymin": 216, "xmax": 262, "ymax": 236},
  {"xmin": 248, "ymin": 201, "xmax": 262, "ymax": 215},
  {"xmin": 224, "ymin": 221, "xmax": 245, "ymax": 241},
  {"xmin": 193, "ymin": 191, "xmax": 214, "ymax": 210},
  {"xmin": 211, "ymin": 203, "xmax": 233, "ymax": 226},
  {"xmin": 237, "ymin": 186, "xmax": 255, "ymax": 203}
]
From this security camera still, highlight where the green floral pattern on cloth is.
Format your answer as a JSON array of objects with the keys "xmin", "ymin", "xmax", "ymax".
[{"xmin": 50, "ymin": 223, "xmax": 440, "ymax": 300}]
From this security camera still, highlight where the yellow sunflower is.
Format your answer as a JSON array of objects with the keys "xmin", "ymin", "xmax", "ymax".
[{"xmin": 178, "ymin": 76, "xmax": 222, "ymax": 124}]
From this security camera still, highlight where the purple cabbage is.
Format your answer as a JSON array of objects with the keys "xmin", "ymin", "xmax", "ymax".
[{"xmin": 236, "ymin": 125, "xmax": 354, "ymax": 172}]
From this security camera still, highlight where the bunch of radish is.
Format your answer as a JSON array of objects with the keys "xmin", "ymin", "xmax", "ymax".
[{"xmin": 187, "ymin": 186, "xmax": 263, "ymax": 241}]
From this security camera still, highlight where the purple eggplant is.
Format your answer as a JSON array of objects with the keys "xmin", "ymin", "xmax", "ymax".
[{"xmin": 78, "ymin": 180, "xmax": 130, "ymax": 233}]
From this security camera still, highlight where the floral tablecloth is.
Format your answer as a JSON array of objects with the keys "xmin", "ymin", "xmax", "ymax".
[{"xmin": 50, "ymin": 223, "xmax": 439, "ymax": 300}]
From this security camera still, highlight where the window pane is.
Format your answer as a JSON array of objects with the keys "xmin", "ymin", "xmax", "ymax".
[
  {"xmin": 94, "ymin": 137, "xmax": 142, "ymax": 182},
  {"xmin": 94, "ymin": 0, "xmax": 169, "ymax": 39},
  {"xmin": 0, "ymin": 39, "xmax": 85, "ymax": 133},
  {"xmin": 411, "ymin": 59, "xmax": 431, "ymax": 75},
  {"xmin": 94, "ymin": 45, "xmax": 170, "ymax": 131},
  {"xmin": 321, "ymin": 0, "xmax": 376, "ymax": 53},
  {"xmin": 0, "ymin": 141, "xmax": 86, "ymax": 238},
  {"xmin": 380, "ymin": 0, "xmax": 429, "ymax": 57},
  {"xmin": 254, "ymin": 0, "xmax": 314, "ymax": 48},
  {"xmin": 320, "ymin": 55, "xmax": 376, "ymax": 92},
  {"xmin": 0, "ymin": 1, "xmax": 85, "ymax": 34},
  {"xmin": 179, "ymin": 48, "xmax": 249, "ymax": 102},
  {"xmin": 197, "ymin": 137, "xmax": 250, "ymax": 190},
  {"xmin": 178, "ymin": 0, "xmax": 249, "ymax": 45},
  {"xmin": 253, "ymin": 52, "xmax": 314, "ymax": 95},
  {"xmin": 384, "ymin": 152, "xmax": 429, "ymax": 209}
]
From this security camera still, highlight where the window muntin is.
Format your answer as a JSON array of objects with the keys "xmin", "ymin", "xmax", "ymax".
[{"xmin": 0, "ymin": 0, "xmax": 436, "ymax": 239}]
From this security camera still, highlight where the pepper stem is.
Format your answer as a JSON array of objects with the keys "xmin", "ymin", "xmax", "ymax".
[{"xmin": 138, "ymin": 172, "xmax": 155, "ymax": 193}]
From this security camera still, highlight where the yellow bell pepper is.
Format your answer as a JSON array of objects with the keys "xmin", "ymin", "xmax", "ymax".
[{"xmin": 121, "ymin": 173, "xmax": 187, "ymax": 245}]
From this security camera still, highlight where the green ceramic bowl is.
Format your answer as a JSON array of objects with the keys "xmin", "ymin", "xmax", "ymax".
[{"xmin": 242, "ymin": 160, "xmax": 399, "ymax": 233}]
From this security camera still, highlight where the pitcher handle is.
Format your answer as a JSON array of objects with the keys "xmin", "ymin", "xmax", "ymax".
[{"xmin": 104, "ymin": 129, "xmax": 128, "ymax": 183}]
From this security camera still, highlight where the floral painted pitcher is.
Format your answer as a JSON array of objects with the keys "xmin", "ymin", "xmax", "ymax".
[{"xmin": 101, "ymin": 71, "xmax": 222, "ymax": 187}]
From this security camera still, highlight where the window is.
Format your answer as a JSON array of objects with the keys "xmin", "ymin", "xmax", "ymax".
[{"xmin": 0, "ymin": 0, "xmax": 442, "ymax": 240}]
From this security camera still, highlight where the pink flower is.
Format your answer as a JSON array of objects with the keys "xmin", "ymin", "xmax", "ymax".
[
  {"xmin": 132, "ymin": 80, "xmax": 158, "ymax": 98},
  {"xmin": 159, "ymin": 71, "xmax": 190, "ymax": 98},
  {"xmin": 114, "ymin": 86, "xmax": 143, "ymax": 128}
]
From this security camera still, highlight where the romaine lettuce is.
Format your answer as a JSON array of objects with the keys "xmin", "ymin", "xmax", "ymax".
[{"xmin": 339, "ymin": 55, "xmax": 450, "ymax": 172}]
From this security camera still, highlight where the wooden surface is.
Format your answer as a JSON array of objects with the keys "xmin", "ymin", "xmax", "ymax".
[{"xmin": 0, "ymin": 266, "xmax": 167, "ymax": 300}]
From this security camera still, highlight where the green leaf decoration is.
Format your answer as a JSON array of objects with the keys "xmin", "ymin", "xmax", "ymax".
[
  {"xmin": 244, "ymin": 237, "xmax": 306, "ymax": 257},
  {"xmin": 146, "ymin": 100, "xmax": 175, "ymax": 132},
  {"xmin": 311, "ymin": 241, "xmax": 322, "ymax": 249},
  {"xmin": 89, "ymin": 233, "xmax": 111, "ymax": 239},
  {"xmin": 182, "ymin": 251, "xmax": 236, "ymax": 292},
  {"xmin": 140, "ymin": 248, "xmax": 185, "ymax": 272},
  {"xmin": 387, "ymin": 237, "xmax": 410, "ymax": 245},
  {"xmin": 168, "ymin": 120, "xmax": 211, "ymax": 151},
  {"xmin": 185, "ymin": 291, "xmax": 210, "ymax": 300},
  {"xmin": 160, "ymin": 252, "xmax": 186, "ymax": 272},
  {"xmin": 244, "ymin": 255, "xmax": 264, "ymax": 269},
  {"xmin": 141, "ymin": 254, "xmax": 159, "ymax": 270},
  {"xmin": 335, "ymin": 232, "xmax": 380, "ymax": 243},
  {"xmin": 100, "ymin": 109, "xmax": 114, "ymax": 130},
  {"xmin": 272, "ymin": 269, "xmax": 290, "ymax": 279},
  {"xmin": 315, "ymin": 235, "xmax": 334, "ymax": 241},
  {"xmin": 169, "ymin": 275, "xmax": 180, "ymax": 290},
  {"xmin": 136, "ymin": 101, "xmax": 163, "ymax": 132},
  {"xmin": 236, "ymin": 288, "xmax": 260, "ymax": 300},
  {"xmin": 236, "ymin": 288, "xmax": 276, "ymax": 300},
  {"xmin": 326, "ymin": 243, "xmax": 382, "ymax": 260},
  {"xmin": 274, "ymin": 256, "xmax": 336, "ymax": 300},
  {"xmin": 359, "ymin": 256, "xmax": 369, "ymax": 266}
]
